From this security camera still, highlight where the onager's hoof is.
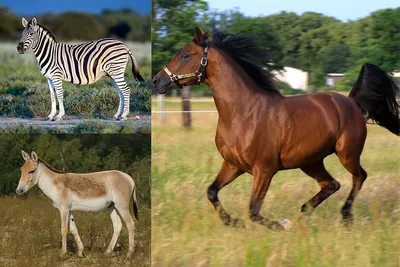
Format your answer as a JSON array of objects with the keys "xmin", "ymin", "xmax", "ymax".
[{"xmin": 279, "ymin": 218, "xmax": 292, "ymax": 230}]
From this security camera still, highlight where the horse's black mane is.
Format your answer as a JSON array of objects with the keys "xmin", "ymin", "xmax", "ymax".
[{"xmin": 197, "ymin": 31, "xmax": 280, "ymax": 94}]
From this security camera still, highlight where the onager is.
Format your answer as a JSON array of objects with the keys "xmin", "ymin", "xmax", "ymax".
[{"xmin": 16, "ymin": 150, "xmax": 139, "ymax": 258}]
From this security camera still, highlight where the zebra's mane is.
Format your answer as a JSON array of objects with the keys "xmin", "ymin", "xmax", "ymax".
[{"xmin": 33, "ymin": 22, "xmax": 57, "ymax": 41}]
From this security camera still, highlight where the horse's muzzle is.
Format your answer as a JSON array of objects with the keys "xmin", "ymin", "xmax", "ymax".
[
  {"xmin": 152, "ymin": 73, "xmax": 170, "ymax": 94},
  {"xmin": 17, "ymin": 43, "xmax": 26, "ymax": 54}
]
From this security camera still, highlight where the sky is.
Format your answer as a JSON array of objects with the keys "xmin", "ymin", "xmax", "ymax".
[
  {"xmin": 1, "ymin": 0, "xmax": 151, "ymax": 15},
  {"xmin": 206, "ymin": 0, "xmax": 399, "ymax": 21}
]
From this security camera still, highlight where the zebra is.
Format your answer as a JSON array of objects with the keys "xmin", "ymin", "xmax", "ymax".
[{"xmin": 17, "ymin": 17, "xmax": 144, "ymax": 121}]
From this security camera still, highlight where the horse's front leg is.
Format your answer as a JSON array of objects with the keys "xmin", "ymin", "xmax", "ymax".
[
  {"xmin": 59, "ymin": 207, "xmax": 69, "ymax": 257},
  {"xmin": 207, "ymin": 160, "xmax": 244, "ymax": 226},
  {"xmin": 249, "ymin": 167, "xmax": 291, "ymax": 231}
]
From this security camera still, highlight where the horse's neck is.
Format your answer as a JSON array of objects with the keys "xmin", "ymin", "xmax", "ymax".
[
  {"xmin": 37, "ymin": 163, "xmax": 58, "ymax": 201},
  {"xmin": 205, "ymin": 48, "xmax": 282, "ymax": 122}
]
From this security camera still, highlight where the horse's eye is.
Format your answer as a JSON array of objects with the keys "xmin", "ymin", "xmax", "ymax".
[{"xmin": 181, "ymin": 53, "xmax": 189, "ymax": 59}]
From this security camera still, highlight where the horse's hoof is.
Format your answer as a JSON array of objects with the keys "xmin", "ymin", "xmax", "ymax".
[
  {"xmin": 279, "ymin": 218, "xmax": 292, "ymax": 230},
  {"xmin": 231, "ymin": 218, "xmax": 245, "ymax": 228}
]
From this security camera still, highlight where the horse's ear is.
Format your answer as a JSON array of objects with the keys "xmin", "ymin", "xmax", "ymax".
[
  {"xmin": 194, "ymin": 27, "xmax": 206, "ymax": 42},
  {"xmin": 31, "ymin": 151, "xmax": 38, "ymax": 162},
  {"xmin": 204, "ymin": 31, "xmax": 212, "ymax": 41},
  {"xmin": 22, "ymin": 17, "xmax": 28, "ymax": 28},
  {"xmin": 21, "ymin": 150, "xmax": 30, "ymax": 161}
]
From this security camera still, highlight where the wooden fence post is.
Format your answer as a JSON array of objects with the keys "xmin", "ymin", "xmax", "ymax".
[
  {"xmin": 158, "ymin": 94, "xmax": 165, "ymax": 125},
  {"xmin": 182, "ymin": 86, "xmax": 192, "ymax": 130}
]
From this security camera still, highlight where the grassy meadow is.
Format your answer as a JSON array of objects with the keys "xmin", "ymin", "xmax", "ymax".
[
  {"xmin": 152, "ymin": 97, "xmax": 400, "ymax": 266},
  {"xmin": 0, "ymin": 42, "xmax": 151, "ymax": 129},
  {"xmin": 0, "ymin": 195, "xmax": 150, "ymax": 267}
]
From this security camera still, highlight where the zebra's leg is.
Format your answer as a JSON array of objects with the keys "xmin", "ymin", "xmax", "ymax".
[
  {"xmin": 111, "ymin": 80, "xmax": 124, "ymax": 119},
  {"xmin": 110, "ymin": 74, "xmax": 131, "ymax": 120},
  {"xmin": 52, "ymin": 78, "xmax": 65, "ymax": 121},
  {"xmin": 47, "ymin": 79, "xmax": 57, "ymax": 120}
]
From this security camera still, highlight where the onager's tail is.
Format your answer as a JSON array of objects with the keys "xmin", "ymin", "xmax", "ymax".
[
  {"xmin": 132, "ymin": 186, "xmax": 139, "ymax": 221},
  {"xmin": 349, "ymin": 63, "xmax": 400, "ymax": 135},
  {"xmin": 127, "ymin": 48, "xmax": 145, "ymax": 82}
]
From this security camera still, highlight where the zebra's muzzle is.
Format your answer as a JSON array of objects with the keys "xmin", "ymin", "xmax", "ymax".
[{"xmin": 17, "ymin": 42, "xmax": 26, "ymax": 54}]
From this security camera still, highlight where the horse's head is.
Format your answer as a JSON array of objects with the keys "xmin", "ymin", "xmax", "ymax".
[
  {"xmin": 16, "ymin": 150, "xmax": 40, "ymax": 195},
  {"xmin": 17, "ymin": 17, "xmax": 40, "ymax": 54},
  {"xmin": 153, "ymin": 27, "xmax": 211, "ymax": 93}
]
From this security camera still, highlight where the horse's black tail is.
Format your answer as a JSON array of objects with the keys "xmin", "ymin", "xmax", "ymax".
[
  {"xmin": 132, "ymin": 186, "xmax": 139, "ymax": 221},
  {"xmin": 349, "ymin": 63, "xmax": 400, "ymax": 135}
]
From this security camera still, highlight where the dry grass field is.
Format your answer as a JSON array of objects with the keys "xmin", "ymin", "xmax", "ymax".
[
  {"xmin": 152, "ymin": 97, "xmax": 400, "ymax": 266},
  {"xmin": 0, "ymin": 195, "xmax": 151, "ymax": 267}
]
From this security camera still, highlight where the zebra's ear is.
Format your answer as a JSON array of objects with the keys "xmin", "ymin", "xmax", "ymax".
[
  {"xmin": 21, "ymin": 150, "xmax": 30, "ymax": 161},
  {"xmin": 31, "ymin": 18, "xmax": 38, "ymax": 30},
  {"xmin": 31, "ymin": 151, "xmax": 38, "ymax": 162},
  {"xmin": 22, "ymin": 17, "xmax": 28, "ymax": 28}
]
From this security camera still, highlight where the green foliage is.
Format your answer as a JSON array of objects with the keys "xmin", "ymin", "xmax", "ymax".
[
  {"xmin": 0, "ymin": 134, "xmax": 151, "ymax": 206},
  {"xmin": 153, "ymin": 6, "xmax": 399, "ymax": 93}
]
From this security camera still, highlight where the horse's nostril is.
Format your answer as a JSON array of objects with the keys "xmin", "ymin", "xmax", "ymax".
[{"xmin": 152, "ymin": 76, "xmax": 159, "ymax": 86}]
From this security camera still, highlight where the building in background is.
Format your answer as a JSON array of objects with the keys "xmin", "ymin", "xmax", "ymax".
[
  {"xmin": 325, "ymin": 73, "xmax": 345, "ymax": 87},
  {"xmin": 273, "ymin": 67, "xmax": 309, "ymax": 91}
]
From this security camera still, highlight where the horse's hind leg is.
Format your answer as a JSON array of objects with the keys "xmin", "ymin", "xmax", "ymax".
[
  {"xmin": 300, "ymin": 160, "xmax": 341, "ymax": 215},
  {"xmin": 207, "ymin": 160, "xmax": 244, "ymax": 226},
  {"xmin": 105, "ymin": 204, "xmax": 122, "ymax": 255},
  {"xmin": 338, "ymin": 156, "xmax": 367, "ymax": 224},
  {"xmin": 336, "ymin": 129, "xmax": 367, "ymax": 224},
  {"xmin": 68, "ymin": 213, "xmax": 84, "ymax": 257}
]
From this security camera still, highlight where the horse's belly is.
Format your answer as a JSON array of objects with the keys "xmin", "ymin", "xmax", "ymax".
[{"xmin": 70, "ymin": 195, "xmax": 112, "ymax": 212}]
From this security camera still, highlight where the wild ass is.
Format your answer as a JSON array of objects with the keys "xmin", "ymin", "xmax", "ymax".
[{"xmin": 16, "ymin": 150, "xmax": 139, "ymax": 258}]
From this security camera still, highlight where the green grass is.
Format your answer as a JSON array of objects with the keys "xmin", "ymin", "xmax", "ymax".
[
  {"xmin": 0, "ymin": 195, "xmax": 150, "ymax": 266},
  {"xmin": 152, "ymin": 97, "xmax": 400, "ymax": 266}
]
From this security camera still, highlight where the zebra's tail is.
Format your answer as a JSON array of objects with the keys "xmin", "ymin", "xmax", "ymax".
[{"xmin": 127, "ymin": 48, "xmax": 145, "ymax": 82}]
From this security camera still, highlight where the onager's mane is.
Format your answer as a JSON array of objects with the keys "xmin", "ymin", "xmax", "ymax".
[{"xmin": 38, "ymin": 158, "xmax": 65, "ymax": 173}]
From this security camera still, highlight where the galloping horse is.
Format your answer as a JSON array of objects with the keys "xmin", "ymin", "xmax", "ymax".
[
  {"xmin": 16, "ymin": 151, "xmax": 139, "ymax": 257},
  {"xmin": 153, "ymin": 28, "xmax": 399, "ymax": 230}
]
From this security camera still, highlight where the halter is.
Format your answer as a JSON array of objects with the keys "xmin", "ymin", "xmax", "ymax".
[{"xmin": 163, "ymin": 42, "xmax": 209, "ymax": 88}]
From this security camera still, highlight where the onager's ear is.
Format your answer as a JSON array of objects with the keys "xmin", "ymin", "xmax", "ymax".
[
  {"xmin": 21, "ymin": 150, "xmax": 30, "ymax": 161},
  {"xmin": 194, "ymin": 27, "xmax": 206, "ymax": 43},
  {"xmin": 31, "ymin": 18, "xmax": 38, "ymax": 30},
  {"xmin": 22, "ymin": 17, "xmax": 28, "ymax": 28},
  {"xmin": 31, "ymin": 151, "xmax": 38, "ymax": 162}
]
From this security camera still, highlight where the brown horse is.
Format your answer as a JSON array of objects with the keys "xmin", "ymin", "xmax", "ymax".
[{"xmin": 153, "ymin": 28, "xmax": 400, "ymax": 230}]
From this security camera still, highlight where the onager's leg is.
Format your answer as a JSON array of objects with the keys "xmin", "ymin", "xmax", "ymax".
[
  {"xmin": 52, "ymin": 76, "xmax": 65, "ymax": 121},
  {"xmin": 207, "ymin": 160, "xmax": 244, "ymax": 226},
  {"xmin": 115, "ymin": 203, "xmax": 135, "ymax": 258},
  {"xmin": 47, "ymin": 79, "xmax": 57, "ymax": 120},
  {"xmin": 68, "ymin": 213, "xmax": 84, "ymax": 257},
  {"xmin": 300, "ymin": 161, "xmax": 341, "ymax": 215},
  {"xmin": 105, "ymin": 204, "xmax": 122, "ymax": 254},
  {"xmin": 59, "ymin": 207, "xmax": 69, "ymax": 256},
  {"xmin": 249, "ymin": 166, "xmax": 288, "ymax": 231}
]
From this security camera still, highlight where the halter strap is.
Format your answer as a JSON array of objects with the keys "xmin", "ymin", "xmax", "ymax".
[{"xmin": 163, "ymin": 43, "xmax": 209, "ymax": 88}]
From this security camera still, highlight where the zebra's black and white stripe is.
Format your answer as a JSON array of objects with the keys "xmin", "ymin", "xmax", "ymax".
[{"xmin": 17, "ymin": 17, "xmax": 144, "ymax": 121}]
